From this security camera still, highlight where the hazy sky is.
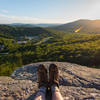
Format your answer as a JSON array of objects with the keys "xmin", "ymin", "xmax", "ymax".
[{"xmin": 0, "ymin": 0, "xmax": 100, "ymax": 24}]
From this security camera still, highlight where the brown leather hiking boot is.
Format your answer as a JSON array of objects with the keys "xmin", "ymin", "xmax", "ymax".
[
  {"xmin": 37, "ymin": 64, "xmax": 48, "ymax": 88},
  {"xmin": 49, "ymin": 64, "xmax": 59, "ymax": 88}
]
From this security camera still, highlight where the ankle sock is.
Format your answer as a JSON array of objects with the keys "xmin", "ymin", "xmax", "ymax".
[
  {"xmin": 38, "ymin": 87, "xmax": 46, "ymax": 94},
  {"xmin": 51, "ymin": 85, "xmax": 60, "ymax": 93}
]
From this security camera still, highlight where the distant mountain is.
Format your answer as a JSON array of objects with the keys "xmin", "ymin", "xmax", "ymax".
[
  {"xmin": 53, "ymin": 19, "xmax": 100, "ymax": 33},
  {"xmin": 9, "ymin": 23, "xmax": 60, "ymax": 27},
  {"xmin": 35, "ymin": 24, "xmax": 60, "ymax": 27},
  {"xmin": 9, "ymin": 23, "xmax": 36, "ymax": 27}
]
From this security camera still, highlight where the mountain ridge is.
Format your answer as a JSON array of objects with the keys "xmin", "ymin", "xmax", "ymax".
[
  {"xmin": 53, "ymin": 19, "xmax": 100, "ymax": 33},
  {"xmin": 7, "ymin": 23, "xmax": 61, "ymax": 28}
]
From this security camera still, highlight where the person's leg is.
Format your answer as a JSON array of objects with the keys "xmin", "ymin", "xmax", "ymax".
[
  {"xmin": 51, "ymin": 85, "xmax": 63, "ymax": 100},
  {"xmin": 34, "ymin": 64, "xmax": 48, "ymax": 100},
  {"xmin": 49, "ymin": 64, "xmax": 63, "ymax": 100},
  {"xmin": 34, "ymin": 87, "xmax": 46, "ymax": 100}
]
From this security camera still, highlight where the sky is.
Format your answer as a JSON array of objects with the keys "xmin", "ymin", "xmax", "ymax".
[{"xmin": 0, "ymin": 0, "xmax": 100, "ymax": 24}]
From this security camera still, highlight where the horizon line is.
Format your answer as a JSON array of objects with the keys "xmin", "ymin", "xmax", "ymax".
[{"xmin": 0, "ymin": 19, "xmax": 100, "ymax": 25}]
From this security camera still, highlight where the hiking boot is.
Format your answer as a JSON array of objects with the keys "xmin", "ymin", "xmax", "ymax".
[
  {"xmin": 37, "ymin": 64, "xmax": 48, "ymax": 88},
  {"xmin": 49, "ymin": 64, "xmax": 59, "ymax": 88}
]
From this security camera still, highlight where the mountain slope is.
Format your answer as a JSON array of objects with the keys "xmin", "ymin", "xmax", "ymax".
[
  {"xmin": 0, "ymin": 25, "xmax": 55, "ymax": 38},
  {"xmin": 53, "ymin": 19, "xmax": 100, "ymax": 33},
  {"xmin": 0, "ymin": 25, "xmax": 65, "ymax": 39}
]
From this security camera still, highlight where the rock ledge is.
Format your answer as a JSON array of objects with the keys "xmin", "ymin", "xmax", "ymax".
[{"xmin": 0, "ymin": 62, "xmax": 100, "ymax": 100}]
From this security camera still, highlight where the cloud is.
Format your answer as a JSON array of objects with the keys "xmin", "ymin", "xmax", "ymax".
[
  {"xmin": 1, "ymin": 9, "xmax": 9, "ymax": 13},
  {"xmin": 0, "ymin": 14, "xmax": 66, "ymax": 24},
  {"xmin": 0, "ymin": 14, "xmax": 39, "ymax": 23}
]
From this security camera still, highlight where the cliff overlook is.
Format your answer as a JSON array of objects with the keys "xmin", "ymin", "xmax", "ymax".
[{"xmin": 0, "ymin": 62, "xmax": 100, "ymax": 100}]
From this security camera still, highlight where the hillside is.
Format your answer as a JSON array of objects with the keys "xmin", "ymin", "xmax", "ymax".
[
  {"xmin": 1, "ymin": 32, "xmax": 100, "ymax": 76},
  {"xmin": 53, "ymin": 19, "xmax": 100, "ymax": 33},
  {"xmin": 0, "ymin": 25, "xmax": 53, "ymax": 38},
  {"xmin": 0, "ymin": 62, "xmax": 100, "ymax": 100},
  {"xmin": 1, "ymin": 23, "xmax": 100, "ymax": 76}
]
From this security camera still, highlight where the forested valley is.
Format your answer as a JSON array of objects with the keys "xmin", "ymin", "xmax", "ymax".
[{"xmin": 0, "ymin": 23, "xmax": 100, "ymax": 76}]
